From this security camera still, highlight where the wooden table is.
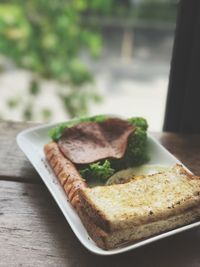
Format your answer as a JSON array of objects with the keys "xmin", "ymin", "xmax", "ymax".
[{"xmin": 1, "ymin": 121, "xmax": 200, "ymax": 267}]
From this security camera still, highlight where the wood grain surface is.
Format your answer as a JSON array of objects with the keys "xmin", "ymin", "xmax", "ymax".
[
  {"xmin": 0, "ymin": 180, "xmax": 200, "ymax": 267},
  {"xmin": 0, "ymin": 121, "xmax": 40, "ymax": 182},
  {"xmin": 0, "ymin": 121, "xmax": 200, "ymax": 266},
  {"xmin": 154, "ymin": 132, "xmax": 200, "ymax": 175}
]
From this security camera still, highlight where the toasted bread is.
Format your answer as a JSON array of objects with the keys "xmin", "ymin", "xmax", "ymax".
[
  {"xmin": 77, "ymin": 204, "xmax": 200, "ymax": 250},
  {"xmin": 78, "ymin": 165, "xmax": 200, "ymax": 236}
]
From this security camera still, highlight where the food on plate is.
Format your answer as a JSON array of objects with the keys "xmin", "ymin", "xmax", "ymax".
[
  {"xmin": 44, "ymin": 115, "xmax": 149, "ymax": 205},
  {"xmin": 44, "ymin": 115, "xmax": 200, "ymax": 250},
  {"xmin": 57, "ymin": 117, "xmax": 134, "ymax": 164},
  {"xmin": 48, "ymin": 115, "xmax": 149, "ymax": 183},
  {"xmin": 44, "ymin": 141, "xmax": 87, "ymax": 208},
  {"xmin": 78, "ymin": 165, "xmax": 200, "ymax": 249}
]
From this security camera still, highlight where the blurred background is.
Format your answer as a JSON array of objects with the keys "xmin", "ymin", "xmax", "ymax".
[{"xmin": 0, "ymin": 0, "xmax": 177, "ymax": 131}]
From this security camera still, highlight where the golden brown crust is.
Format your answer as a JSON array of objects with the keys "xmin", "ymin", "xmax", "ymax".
[
  {"xmin": 76, "ymin": 205, "xmax": 109, "ymax": 249},
  {"xmin": 78, "ymin": 165, "xmax": 200, "ymax": 233},
  {"xmin": 44, "ymin": 142, "xmax": 87, "ymax": 208},
  {"xmin": 79, "ymin": 189, "xmax": 200, "ymax": 233},
  {"xmin": 77, "ymin": 204, "xmax": 200, "ymax": 250},
  {"xmin": 79, "ymin": 189, "xmax": 112, "ymax": 232}
]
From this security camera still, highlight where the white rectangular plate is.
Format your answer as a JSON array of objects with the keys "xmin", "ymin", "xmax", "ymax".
[{"xmin": 17, "ymin": 121, "xmax": 200, "ymax": 255}]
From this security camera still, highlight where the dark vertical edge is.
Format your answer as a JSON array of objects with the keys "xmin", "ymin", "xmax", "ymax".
[{"xmin": 163, "ymin": 0, "xmax": 200, "ymax": 133}]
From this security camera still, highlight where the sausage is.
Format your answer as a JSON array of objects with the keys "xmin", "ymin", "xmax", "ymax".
[
  {"xmin": 71, "ymin": 195, "xmax": 80, "ymax": 209},
  {"xmin": 67, "ymin": 180, "xmax": 87, "ymax": 202},
  {"xmin": 44, "ymin": 142, "xmax": 87, "ymax": 208}
]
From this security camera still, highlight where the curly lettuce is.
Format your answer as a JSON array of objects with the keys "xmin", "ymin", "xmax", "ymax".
[{"xmin": 80, "ymin": 160, "xmax": 115, "ymax": 181}]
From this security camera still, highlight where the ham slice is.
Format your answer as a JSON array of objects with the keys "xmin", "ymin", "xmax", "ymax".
[{"xmin": 57, "ymin": 118, "xmax": 134, "ymax": 164}]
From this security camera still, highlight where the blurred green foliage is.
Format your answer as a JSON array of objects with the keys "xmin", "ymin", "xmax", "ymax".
[
  {"xmin": 0, "ymin": 0, "xmax": 107, "ymax": 120},
  {"xmin": 83, "ymin": 0, "xmax": 177, "ymax": 22},
  {"xmin": 0, "ymin": 0, "xmax": 176, "ymax": 121},
  {"xmin": 134, "ymin": 0, "xmax": 177, "ymax": 22}
]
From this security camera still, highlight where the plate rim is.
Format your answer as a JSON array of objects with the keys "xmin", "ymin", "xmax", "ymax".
[{"xmin": 16, "ymin": 121, "xmax": 200, "ymax": 255}]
